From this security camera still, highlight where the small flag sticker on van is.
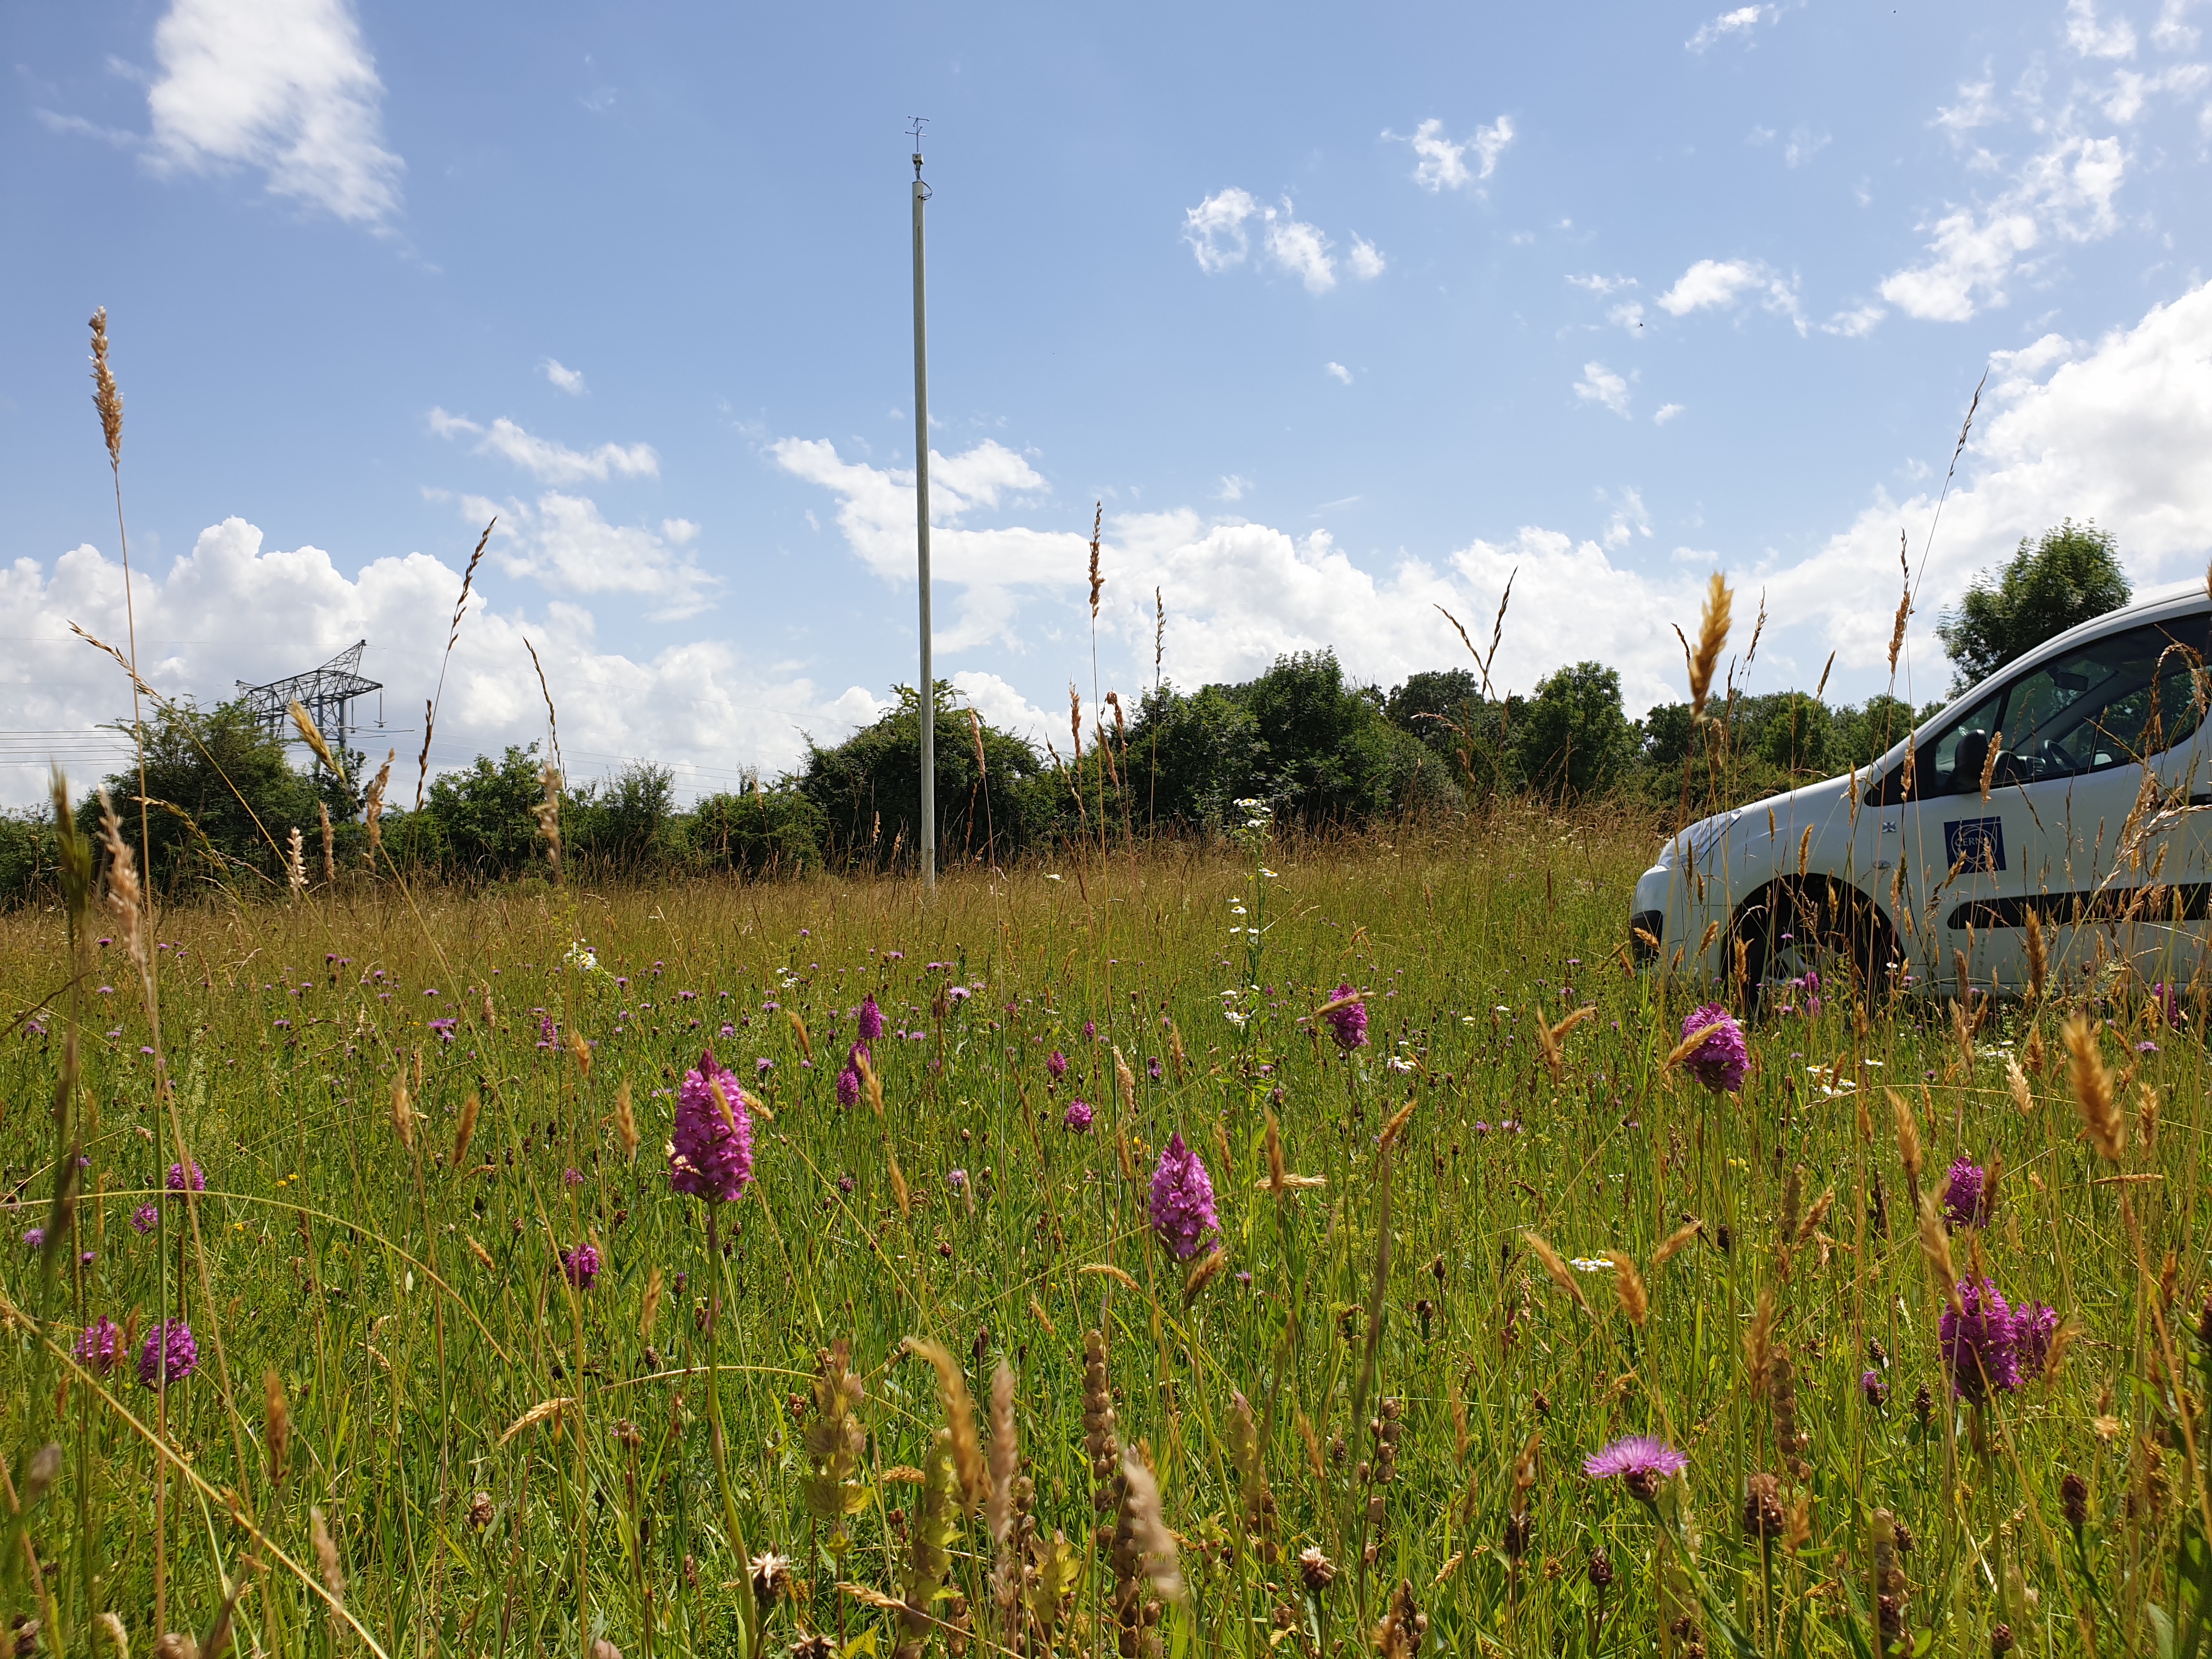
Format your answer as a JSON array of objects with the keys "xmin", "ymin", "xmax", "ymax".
[{"xmin": 1943, "ymin": 816, "xmax": 2006, "ymax": 874}]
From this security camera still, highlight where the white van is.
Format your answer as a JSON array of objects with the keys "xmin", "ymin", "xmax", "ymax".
[{"xmin": 1629, "ymin": 588, "xmax": 2211, "ymax": 1001}]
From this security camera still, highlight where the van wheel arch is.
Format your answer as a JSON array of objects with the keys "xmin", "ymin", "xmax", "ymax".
[{"xmin": 1730, "ymin": 875, "xmax": 1900, "ymax": 1007}]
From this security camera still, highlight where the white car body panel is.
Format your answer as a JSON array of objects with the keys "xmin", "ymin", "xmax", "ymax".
[{"xmin": 1632, "ymin": 589, "xmax": 2212, "ymax": 996}]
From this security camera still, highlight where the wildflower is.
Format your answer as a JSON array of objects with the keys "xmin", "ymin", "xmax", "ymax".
[
  {"xmin": 836, "ymin": 1065, "xmax": 860, "ymax": 1107},
  {"xmin": 1147, "ymin": 1131, "xmax": 1218, "ymax": 1261},
  {"xmin": 130, "ymin": 1204, "xmax": 157, "ymax": 1235},
  {"xmin": 1861, "ymin": 1369, "xmax": 1891, "ymax": 1409},
  {"xmin": 76, "ymin": 1316, "xmax": 120, "ymax": 1376},
  {"xmin": 1147, "ymin": 1056, "xmax": 1163, "ymax": 1081},
  {"xmin": 1063, "ymin": 1099, "xmax": 1093, "ymax": 1132},
  {"xmin": 561, "ymin": 1243, "xmax": 602, "ymax": 1289},
  {"xmin": 138, "ymin": 1321, "xmax": 200, "ymax": 1389},
  {"xmin": 562, "ymin": 1167, "xmax": 584, "ymax": 1187},
  {"xmin": 1296, "ymin": 1546, "xmax": 1337, "ymax": 1594},
  {"xmin": 1582, "ymin": 1435, "xmax": 1688, "ymax": 1503},
  {"xmin": 668, "ymin": 1049, "xmax": 755, "ymax": 1204},
  {"xmin": 167, "ymin": 1162, "xmax": 206, "ymax": 1193},
  {"xmin": 947, "ymin": 1169, "xmax": 969, "ymax": 1194},
  {"xmin": 22, "ymin": 1227, "xmax": 44, "ymax": 1250},
  {"xmin": 429, "ymin": 1018, "xmax": 458, "ymax": 1043},
  {"xmin": 2150, "ymin": 981, "xmax": 2180, "ymax": 1025},
  {"xmin": 1083, "ymin": 1020, "xmax": 1098, "ymax": 1040},
  {"xmin": 1939, "ymin": 1278, "xmax": 2021, "ymax": 1401},
  {"xmin": 2012, "ymin": 1300, "xmax": 2059, "ymax": 1375},
  {"xmin": 1323, "ymin": 984, "xmax": 1368, "ymax": 1051},
  {"xmin": 1941, "ymin": 1157, "xmax": 1989, "ymax": 1227},
  {"xmin": 1679, "ymin": 1004, "xmax": 1748, "ymax": 1093},
  {"xmin": 1046, "ymin": 1048, "xmax": 1069, "ymax": 1080}
]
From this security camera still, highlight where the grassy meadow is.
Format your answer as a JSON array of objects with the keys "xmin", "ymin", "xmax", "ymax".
[{"xmin": 1, "ymin": 800, "xmax": 2206, "ymax": 1658}]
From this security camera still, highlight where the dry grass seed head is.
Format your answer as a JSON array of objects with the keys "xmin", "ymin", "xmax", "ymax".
[
  {"xmin": 2064, "ymin": 1014, "xmax": 2126, "ymax": 1161},
  {"xmin": 613, "ymin": 1079, "xmax": 638, "ymax": 1160},
  {"xmin": 987, "ymin": 1357, "xmax": 1018, "ymax": 1548},
  {"xmin": 1687, "ymin": 572, "xmax": 1734, "ymax": 722},
  {"xmin": 1744, "ymin": 1284, "xmax": 1776, "ymax": 1394},
  {"xmin": 90, "ymin": 307, "xmax": 124, "ymax": 467},
  {"xmin": 1917, "ymin": 1192, "xmax": 1962, "ymax": 1312},
  {"xmin": 1521, "ymin": 1229, "xmax": 1592, "ymax": 1316},
  {"xmin": 909, "ymin": 1337, "xmax": 988, "ymax": 1511},
  {"xmin": 1601, "ymin": 1250, "xmax": 1649, "ymax": 1327},
  {"xmin": 1651, "ymin": 1218, "xmax": 1705, "ymax": 1268}
]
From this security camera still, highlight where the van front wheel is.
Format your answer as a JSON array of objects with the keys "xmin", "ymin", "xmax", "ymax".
[{"xmin": 1731, "ymin": 878, "xmax": 1895, "ymax": 1013}]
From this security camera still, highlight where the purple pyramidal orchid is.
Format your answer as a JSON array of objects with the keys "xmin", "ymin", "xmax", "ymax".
[
  {"xmin": 1148, "ymin": 1131, "xmax": 1219, "ymax": 1260},
  {"xmin": 1679, "ymin": 1004, "xmax": 1748, "ymax": 1093},
  {"xmin": 669, "ymin": 1048, "xmax": 755, "ymax": 1204},
  {"xmin": 138, "ymin": 1321, "xmax": 199, "ymax": 1389},
  {"xmin": 1942, "ymin": 1157, "xmax": 1990, "ymax": 1227},
  {"xmin": 857, "ymin": 994, "xmax": 884, "ymax": 1043},
  {"xmin": 1323, "ymin": 984, "xmax": 1368, "ymax": 1051}
]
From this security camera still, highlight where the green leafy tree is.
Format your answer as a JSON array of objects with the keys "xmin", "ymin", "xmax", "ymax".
[
  {"xmin": 1384, "ymin": 669, "xmax": 1481, "ymax": 759},
  {"xmin": 1937, "ymin": 519, "xmax": 2131, "ymax": 689},
  {"xmin": 1235, "ymin": 651, "xmax": 1408, "ymax": 825},
  {"xmin": 570, "ymin": 762, "xmax": 679, "ymax": 872},
  {"xmin": 798, "ymin": 684, "xmax": 1051, "ymax": 868},
  {"xmin": 1757, "ymin": 691, "xmax": 1832, "ymax": 778},
  {"xmin": 421, "ymin": 744, "xmax": 550, "ymax": 878},
  {"xmin": 1512, "ymin": 662, "xmax": 1634, "ymax": 800},
  {"xmin": 96, "ymin": 699, "xmax": 322, "ymax": 890},
  {"xmin": 1125, "ymin": 683, "xmax": 1266, "ymax": 831}
]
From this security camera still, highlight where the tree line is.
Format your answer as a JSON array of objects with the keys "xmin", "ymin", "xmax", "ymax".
[{"xmin": 0, "ymin": 517, "xmax": 2130, "ymax": 902}]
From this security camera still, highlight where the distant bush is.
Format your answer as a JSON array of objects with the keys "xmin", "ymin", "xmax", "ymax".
[
  {"xmin": 690, "ymin": 787, "xmax": 827, "ymax": 876},
  {"xmin": 0, "ymin": 810, "xmax": 60, "ymax": 911}
]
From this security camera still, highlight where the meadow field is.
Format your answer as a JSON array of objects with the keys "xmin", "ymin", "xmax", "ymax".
[{"xmin": 1, "ymin": 799, "xmax": 2205, "ymax": 1659}]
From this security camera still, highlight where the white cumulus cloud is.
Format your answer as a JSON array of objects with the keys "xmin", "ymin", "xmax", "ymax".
[
  {"xmin": 2066, "ymin": 0, "xmax": 2138, "ymax": 59},
  {"xmin": 0, "ymin": 519, "xmax": 869, "ymax": 808},
  {"xmin": 541, "ymin": 359, "xmax": 587, "ymax": 396},
  {"xmin": 1182, "ymin": 187, "xmax": 1258, "ymax": 273},
  {"xmin": 1654, "ymin": 403, "xmax": 1686, "ymax": 425},
  {"xmin": 1656, "ymin": 258, "xmax": 1805, "ymax": 331},
  {"xmin": 145, "ymin": 0, "xmax": 403, "ymax": 227},
  {"xmin": 450, "ymin": 492, "xmax": 716, "ymax": 620},
  {"xmin": 1325, "ymin": 362, "xmax": 1353, "ymax": 385}
]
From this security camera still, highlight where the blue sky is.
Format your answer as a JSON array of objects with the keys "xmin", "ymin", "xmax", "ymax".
[{"xmin": 6, "ymin": 0, "xmax": 2211, "ymax": 804}]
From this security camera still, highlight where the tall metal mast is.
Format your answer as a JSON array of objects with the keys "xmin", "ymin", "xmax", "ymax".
[{"xmin": 910, "ymin": 120, "xmax": 935, "ymax": 890}]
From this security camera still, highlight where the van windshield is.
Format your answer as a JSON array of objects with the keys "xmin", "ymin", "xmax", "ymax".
[{"xmin": 1867, "ymin": 613, "xmax": 2210, "ymax": 804}]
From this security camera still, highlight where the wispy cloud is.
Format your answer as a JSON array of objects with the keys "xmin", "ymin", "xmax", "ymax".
[
  {"xmin": 144, "ymin": 0, "xmax": 404, "ymax": 228},
  {"xmin": 541, "ymin": 358, "xmax": 587, "ymax": 396},
  {"xmin": 1575, "ymin": 362, "xmax": 1633, "ymax": 416},
  {"xmin": 1325, "ymin": 362, "xmax": 1354, "ymax": 385},
  {"xmin": 1688, "ymin": 5, "xmax": 1770, "ymax": 52},
  {"xmin": 1386, "ymin": 115, "xmax": 1516, "ymax": 191},
  {"xmin": 1654, "ymin": 402, "xmax": 1686, "ymax": 425},
  {"xmin": 1182, "ymin": 190, "xmax": 1381, "ymax": 294},
  {"xmin": 430, "ymin": 409, "xmax": 659, "ymax": 484}
]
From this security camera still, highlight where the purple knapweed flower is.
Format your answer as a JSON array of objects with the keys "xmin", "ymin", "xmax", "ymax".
[
  {"xmin": 1047, "ymin": 1049, "xmax": 1068, "ymax": 1080},
  {"xmin": 22, "ymin": 1228, "xmax": 45, "ymax": 1250},
  {"xmin": 1940, "ymin": 1278, "xmax": 2021, "ymax": 1401},
  {"xmin": 562, "ymin": 1167, "xmax": 584, "ymax": 1187},
  {"xmin": 858, "ymin": 995, "xmax": 884, "ymax": 1042},
  {"xmin": 561, "ymin": 1243, "xmax": 602, "ymax": 1289},
  {"xmin": 1679, "ymin": 1004, "xmax": 1748, "ymax": 1093},
  {"xmin": 167, "ymin": 1162, "xmax": 206, "ymax": 1193},
  {"xmin": 1323, "ymin": 984, "xmax": 1368, "ymax": 1051},
  {"xmin": 131, "ymin": 1204, "xmax": 158, "ymax": 1235},
  {"xmin": 1147, "ymin": 1131, "xmax": 1219, "ymax": 1261},
  {"xmin": 1942, "ymin": 1157, "xmax": 1990, "ymax": 1228},
  {"xmin": 1582, "ymin": 1435, "xmax": 1688, "ymax": 1502},
  {"xmin": 430, "ymin": 1018, "xmax": 458, "ymax": 1043},
  {"xmin": 138, "ymin": 1321, "xmax": 199, "ymax": 1389},
  {"xmin": 1861, "ymin": 1369, "xmax": 1891, "ymax": 1409},
  {"xmin": 76, "ymin": 1316, "xmax": 120, "ymax": 1376},
  {"xmin": 1063, "ymin": 1099, "xmax": 1093, "ymax": 1132},
  {"xmin": 1147, "ymin": 1057, "xmax": 1163, "ymax": 1081},
  {"xmin": 947, "ymin": 1169, "xmax": 969, "ymax": 1193},
  {"xmin": 2012, "ymin": 1301, "xmax": 2059, "ymax": 1377},
  {"xmin": 669, "ymin": 1049, "xmax": 755, "ymax": 1204}
]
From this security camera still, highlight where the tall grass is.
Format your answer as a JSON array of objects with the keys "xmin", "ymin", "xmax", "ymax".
[{"xmin": 2, "ymin": 800, "xmax": 2205, "ymax": 1657}]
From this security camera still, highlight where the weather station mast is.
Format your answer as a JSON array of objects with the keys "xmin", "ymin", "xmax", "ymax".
[{"xmin": 909, "ymin": 116, "xmax": 936, "ymax": 890}]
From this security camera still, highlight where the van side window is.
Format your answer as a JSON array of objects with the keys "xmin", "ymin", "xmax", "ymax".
[{"xmin": 1865, "ymin": 614, "xmax": 2209, "ymax": 803}]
